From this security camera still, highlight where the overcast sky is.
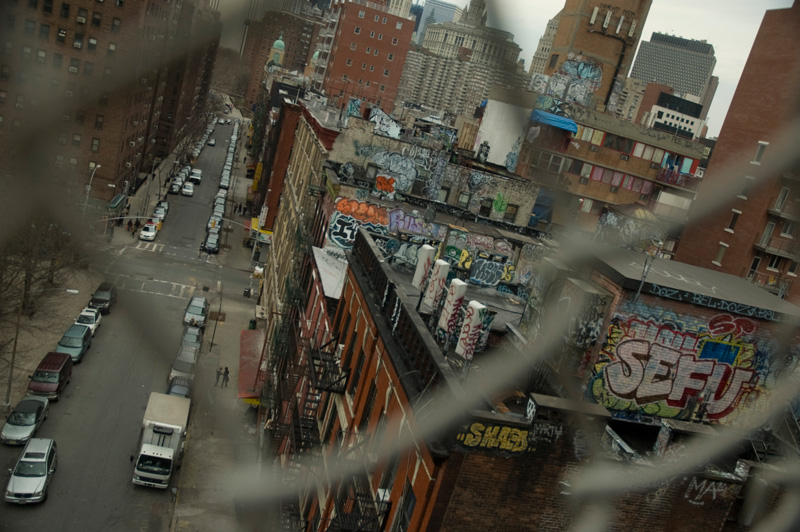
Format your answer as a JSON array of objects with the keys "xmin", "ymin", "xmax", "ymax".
[
  {"xmin": 219, "ymin": 0, "xmax": 794, "ymax": 137},
  {"xmin": 474, "ymin": 0, "xmax": 795, "ymax": 137}
]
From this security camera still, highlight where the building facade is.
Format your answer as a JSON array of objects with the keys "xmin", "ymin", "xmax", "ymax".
[
  {"xmin": 529, "ymin": 9, "xmax": 561, "ymax": 76},
  {"xmin": 0, "ymin": 0, "xmax": 219, "ymax": 201},
  {"xmin": 542, "ymin": 0, "xmax": 651, "ymax": 113},
  {"xmin": 673, "ymin": 3, "xmax": 800, "ymax": 303},
  {"xmin": 320, "ymin": 0, "xmax": 415, "ymax": 114},
  {"xmin": 414, "ymin": 0, "xmax": 462, "ymax": 44}
]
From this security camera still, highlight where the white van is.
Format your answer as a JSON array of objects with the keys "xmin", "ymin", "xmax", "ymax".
[{"xmin": 188, "ymin": 168, "xmax": 202, "ymax": 185}]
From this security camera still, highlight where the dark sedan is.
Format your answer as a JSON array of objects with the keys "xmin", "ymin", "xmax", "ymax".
[{"xmin": 1, "ymin": 396, "xmax": 49, "ymax": 445}]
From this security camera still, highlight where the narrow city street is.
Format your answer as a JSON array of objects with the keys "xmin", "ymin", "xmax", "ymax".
[{"xmin": 0, "ymin": 113, "xmax": 260, "ymax": 532}]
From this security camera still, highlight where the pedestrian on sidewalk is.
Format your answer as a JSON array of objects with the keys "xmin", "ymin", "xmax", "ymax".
[
  {"xmin": 214, "ymin": 367, "xmax": 223, "ymax": 387},
  {"xmin": 126, "ymin": 220, "xmax": 133, "ymax": 232},
  {"xmin": 235, "ymin": 202, "xmax": 241, "ymax": 214},
  {"xmin": 222, "ymin": 367, "xmax": 230, "ymax": 388},
  {"xmin": 134, "ymin": 219, "xmax": 141, "ymax": 231}
]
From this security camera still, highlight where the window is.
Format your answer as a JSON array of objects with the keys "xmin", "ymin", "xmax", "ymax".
[
  {"xmin": 395, "ymin": 481, "xmax": 416, "ymax": 532},
  {"xmin": 365, "ymin": 47, "xmax": 370, "ymax": 53},
  {"xmin": 457, "ymin": 192, "xmax": 470, "ymax": 208},
  {"xmin": 21, "ymin": 46, "xmax": 32, "ymax": 60},
  {"xmin": 77, "ymin": 8, "xmax": 87, "ymax": 23},
  {"xmin": 580, "ymin": 198, "xmax": 593, "ymax": 213},
  {"xmin": 83, "ymin": 61, "xmax": 93, "ymax": 75},
  {"xmin": 712, "ymin": 242, "xmax": 728, "ymax": 266},
  {"xmin": 378, "ymin": 33, "xmax": 383, "ymax": 40},
  {"xmin": 379, "ymin": 84, "xmax": 385, "ymax": 92},
  {"xmin": 781, "ymin": 221, "xmax": 796, "ymax": 238},
  {"xmin": 382, "ymin": 17, "xmax": 387, "ymax": 24},
  {"xmin": 436, "ymin": 188, "xmax": 449, "ymax": 202},
  {"xmin": 76, "ymin": 109, "xmax": 85, "ymax": 123},
  {"xmin": 346, "ymin": 58, "xmax": 352, "ymax": 66},
  {"xmin": 789, "ymin": 261, "xmax": 799, "ymax": 276},
  {"xmin": 738, "ymin": 176, "xmax": 755, "ymax": 199},
  {"xmin": 726, "ymin": 210, "xmax": 740, "ymax": 232},
  {"xmin": 369, "ymin": 65, "xmax": 374, "ymax": 71},
  {"xmin": 73, "ymin": 32, "xmax": 83, "ymax": 48},
  {"xmin": 383, "ymin": 69, "xmax": 389, "ymax": 76},
  {"xmin": 69, "ymin": 157, "xmax": 78, "ymax": 166},
  {"xmin": 43, "ymin": 0, "xmax": 53, "ymax": 13},
  {"xmin": 360, "ymin": 383, "xmax": 377, "ymax": 432},
  {"xmin": 25, "ymin": 19, "xmax": 36, "ymax": 35},
  {"xmin": 103, "ymin": 65, "xmax": 111, "ymax": 77},
  {"xmin": 392, "ymin": 37, "xmax": 398, "ymax": 45},
  {"xmin": 111, "ymin": 17, "xmax": 120, "ymax": 32},
  {"xmin": 342, "ymin": 74, "xmax": 348, "ymax": 81},
  {"xmin": 361, "ymin": 62, "xmax": 366, "ymax": 70},
  {"xmin": 388, "ymin": 53, "xmax": 393, "ymax": 61},
  {"xmin": 116, "ymin": 0, "xmax": 123, "ymax": 6},
  {"xmin": 370, "ymin": 31, "xmax": 375, "ymax": 38},
  {"xmin": 91, "ymin": 12, "xmax": 101, "ymax": 26},
  {"xmin": 91, "ymin": 137, "xmax": 100, "ymax": 151},
  {"xmin": 767, "ymin": 254, "xmax": 783, "ymax": 271},
  {"xmin": 88, "ymin": 37, "xmax": 97, "ymax": 51},
  {"xmin": 39, "ymin": 23, "xmax": 50, "ymax": 39},
  {"xmin": 60, "ymin": 2, "xmax": 70, "ymax": 18},
  {"xmin": 548, "ymin": 54, "xmax": 559, "ymax": 68},
  {"xmin": 71, "ymin": 132, "xmax": 81, "ymax": 146},
  {"xmin": 374, "ymin": 49, "xmax": 378, "ymax": 55},
  {"xmin": 57, "ymin": 28, "xmax": 67, "ymax": 43},
  {"xmin": 354, "ymin": 26, "xmax": 360, "ymax": 34},
  {"xmin": 396, "ymin": 21, "xmax": 403, "ymax": 29},
  {"xmin": 358, "ymin": 9, "xmax": 364, "ymax": 18},
  {"xmin": 69, "ymin": 57, "xmax": 79, "ymax": 71},
  {"xmin": 107, "ymin": 42, "xmax": 115, "ymax": 56},
  {"xmin": 348, "ymin": 351, "xmax": 364, "ymax": 396},
  {"xmin": 504, "ymin": 204, "xmax": 518, "ymax": 223},
  {"xmin": 350, "ymin": 42, "xmax": 356, "ymax": 50},
  {"xmin": 374, "ymin": 15, "xmax": 379, "ymax": 21},
  {"xmin": 479, "ymin": 199, "xmax": 492, "ymax": 217},
  {"xmin": 37, "ymin": 49, "xmax": 46, "ymax": 63},
  {"xmin": 52, "ymin": 52, "xmax": 62, "ymax": 67},
  {"xmin": 58, "ymin": 130, "xmax": 67, "ymax": 144},
  {"xmin": 752, "ymin": 141, "xmax": 768, "ymax": 164}
]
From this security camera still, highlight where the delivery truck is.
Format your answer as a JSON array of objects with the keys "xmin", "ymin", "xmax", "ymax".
[{"xmin": 132, "ymin": 392, "xmax": 190, "ymax": 488}]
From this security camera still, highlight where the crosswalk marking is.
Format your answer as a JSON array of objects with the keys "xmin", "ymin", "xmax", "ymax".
[{"xmin": 135, "ymin": 241, "xmax": 164, "ymax": 253}]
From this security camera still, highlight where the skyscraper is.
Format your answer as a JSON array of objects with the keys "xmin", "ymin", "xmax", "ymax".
[
  {"xmin": 629, "ymin": 32, "xmax": 717, "ymax": 119},
  {"xmin": 414, "ymin": 0, "xmax": 463, "ymax": 44},
  {"xmin": 529, "ymin": 10, "xmax": 561, "ymax": 76}
]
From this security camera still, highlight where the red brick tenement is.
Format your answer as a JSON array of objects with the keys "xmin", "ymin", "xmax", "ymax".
[{"xmin": 322, "ymin": 0, "xmax": 414, "ymax": 114}]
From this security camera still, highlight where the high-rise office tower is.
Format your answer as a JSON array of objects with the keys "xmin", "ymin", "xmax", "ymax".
[
  {"xmin": 529, "ymin": 10, "xmax": 561, "ymax": 77},
  {"xmin": 414, "ymin": 0, "xmax": 463, "ymax": 44}
]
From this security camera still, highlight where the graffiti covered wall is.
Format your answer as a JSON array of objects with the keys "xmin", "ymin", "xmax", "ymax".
[{"xmin": 590, "ymin": 298, "xmax": 788, "ymax": 424}]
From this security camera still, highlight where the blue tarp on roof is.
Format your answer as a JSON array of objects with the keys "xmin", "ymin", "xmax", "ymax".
[{"xmin": 530, "ymin": 110, "xmax": 578, "ymax": 133}]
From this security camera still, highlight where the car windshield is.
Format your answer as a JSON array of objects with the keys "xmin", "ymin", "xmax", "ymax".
[
  {"xmin": 32, "ymin": 371, "xmax": 58, "ymax": 383},
  {"xmin": 169, "ymin": 385, "xmax": 190, "ymax": 397},
  {"xmin": 183, "ymin": 332, "xmax": 201, "ymax": 343},
  {"xmin": 59, "ymin": 335, "xmax": 84, "ymax": 348},
  {"xmin": 8, "ymin": 411, "xmax": 36, "ymax": 426},
  {"xmin": 173, "ymin": 359, "xmax": 195, "ymax": 373},
  {"xmin": 93, "ymin": 291, "xmax": 110, "ymax": 299},
  {"xmin": 136, "ymin": 455, "xmax": 172, "ymax": 475},
  {"xmin": 187, "ymin": 304, "xmax": 204, "ymax": 315},
  {"xmin": 14, "ymin": 460, "xmax": 47, "ymax": 477},
  {"xmin": 77, "ymin": 315, "xmax": 95, "ymax": 325}
]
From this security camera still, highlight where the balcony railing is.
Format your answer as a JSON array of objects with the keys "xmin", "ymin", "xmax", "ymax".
[
  {"xmin": 656, "ymin": 168, "xmax": 702, "ymax": 191},
  {"xmin": 748, "ymin": 271, "xmax": 794, "ymax": 297},
  {"xmin": 754, "ymin": 235, "xmax": 800, "ymax": 260},
  {"xmin": 308, "ymin": 338, "xmax": 350, "ymax": 394},
  {"xmin": 768, "ymin": 199, "xmax": 800, "ymax": 221}
]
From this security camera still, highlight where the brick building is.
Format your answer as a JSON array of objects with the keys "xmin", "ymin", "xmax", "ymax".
[
  {"xmin": 542, "ymin": 0, "xmax": 651, "ymax": 113},
  {"xmin": 673, "ymin": 3, "xmax": 800, "ymax": 303},
  {"xmin": 0, "ymin": 0, "xmax": 219, "ymax": 201},
  {"xmin": 319, "ymin": 0, "xmax": 414, "ymax": 114}
]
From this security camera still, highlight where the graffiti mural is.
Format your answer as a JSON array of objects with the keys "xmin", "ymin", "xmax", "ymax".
[
  {"xmin": 469, "ymin": 253, "xmax": 513, "ymax": 287},
  {"xmin": 591, "ymin": 305, "xmax": 774, "ymax": 423},
  {"xmin": 455, "ymin": 422, "xmax": 534, "ymax": 455},
  {"xmin": 546, "ymin": 54, "xmax": 602, "ymax": 108},
  {"xmin": 346, "ymin": 97, "xmax": 362, "ymax": 118},
  {"xmin": 531, "ymin": 73, "xmax": 549, "ymax": 94},
  {"xmin": 505, "ymin": 137, "xmax": 522, "ymax": 173},
  {"xmin": 368, "ymin": 107, "xmax": 401, "ymax": 139},
  {"xmin": 328, "ymin": 197, "xmax": 447, "ymax": 248}
]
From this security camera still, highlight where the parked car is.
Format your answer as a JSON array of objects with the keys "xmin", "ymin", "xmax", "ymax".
[
  {"xmin": 183, "ymin": 296, "xmax": 209, "ymax": 328},
  {"xmin": 55, "ymin": 324, "xmax": 92, "ymax": 363},
  {"xmin": 208, "ymin": 139, "xmax": 216, "ymax": 146},
  {"xmin": 167, "ymin": 376, "xmax": 193, "ymax": 399},
  {"xmin": 27, "ymin": 352, "xmax": 72, "ymax": 401},
  {"xmin": 207, "ymin": 215, "xmax": 222, "ymax": 231},
  {"xmin": 4, "ymin": 438, "xmax": 58, "ymax": 504},
  {"xmin": 189, "ymin": 168, "xmax": 202, "ymax": 185},
  {"xmin": 168, "ymin": 182, "xmax": 181, "ymax": 195},
  {"xmin": 1, "ymin": 397, "xmax": 49, "ymax": 445},
  {"xmin": 139, "ymin": 223, "xmax": 158, "ymax": 241},
  {"xmin": 156, "ymin": 200, "xmax": 170, "ymax": 214},
  {"xmin": 218, "ymin": 118, "xmax": 225, "ymax": 124},
  {"xmin": 202, "ymin": 234, "xmax": 220, "ymax": 254},
  {"xmin": 75, "ymin": 307, "xmax": 102, "ymax": 336},
  {"xmin": 89, "ymin": 282, "xmax": 117, "ymax": 314},
  {"xmin": 181, "ymin": 182, "xmax": 195, "ymax": 196},
  {"xmin": 152, "ymin": 207, "xmax": 167, "ymax": 222},
  {"xmin": 181, "ymin": 326, "xmax": 204, "ymax": 351},
  {"xmin": 169, "ymin": 345, "xmax": 199, "ymax": 382}
]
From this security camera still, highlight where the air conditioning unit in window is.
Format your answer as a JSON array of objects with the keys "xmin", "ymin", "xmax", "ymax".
[
  {"xmin": 610, "ymin": 186, "xmax": 619, "ymax": 193},
  {"xmin": 132, "ymin": 120, "xmax": 139, "ymax": 126},
  {"xmin": 69, "ymin": 67, "xmax": 78, "ymax": 73},
  {"xmin": 73, "ymin": 42, "xmax": 82, "ymax": 49},
  {"xmin": 125, "ymin": 162, "xmax": 132, "ymax": 168},
  {"xmin": 620, "ymin": 154, "xmax": 629, "ymax": 161},
  {"xmin": 77, "ymin": 16, "xmax": 87, "ymax": 24},
  {"xmin": 129, "ymin": 141, "xmax": 136, "ymax": 147},
  {"xmin": 589, "ymin": 145, "xmax": 599, "ymax": 152},
  {"xmin": 137, "ymin": 137, "xmax": 144, "ymax": 143}
]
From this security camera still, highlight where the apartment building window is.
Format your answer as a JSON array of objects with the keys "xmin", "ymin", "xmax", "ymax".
[
  {"xmin": 379, "ymin": 84, "xmax": 385, "ymax": 92},
  {"xmin": 358, "ymin": 9, "xmax": 364, "ymax": 18},
  {"xmin": 789, "ymin": 261, "xmax": 799, "ymax": 276},
  {"xmin": 107, "ymin": 42, "xmax": 116, "ymax": 56},
  {"xmin": 77, "ymin": 8, "xmax": 87, "ymax": 23},
  {"xmin": 712, "ymin": 242, "xmax": 728, "ymax": 266},
  {"xmin": 374, "ymin": 14, "xmax": 379, "ymax": 21},
  {"xmin": 602, "ymin": 133, "xmax": 634, "ymax": 153},
  {"xmin": 37, "ymin": 49, "xmax": 46, "ymax": 63},
  {"xmin": 457, "ymin": 192, "xmax": 470, "ymax": 208},
  {"xmin": 374, "ymin": 49, "xmax": 378, "ymax": 55},
  {"xmin": 39, "ymin": 23, "xmax": 50, "ymax": 39},
  {"xmin": 57, "ymin": 28, "xmax": 66, "ymax": 43},
  {"xmin": 370, "ymin": 31, "xmax": 375, "ymax": 38},
  {"xmin": 111, "ymin": 17, "xmax": 120, "ymax": 32},
  {"xmin": 382, "ymin": 17, "xmax": 387, "ymax": 24},
  {"xmin": 436, "ymin": 187, "xmax": 449, "ymax": 202},
  {"xmin": 348, "ymin": 350, "xmax": 364, "ymax": 396},
  {"xmin": 73, "ymin": 33, "xmax": 83, "ymax": 48},
  {"xmin": 365, "ymin": 47, "xmax": 371, "ymax": 53},
  {"xmin": 25, "ymin": 19, "xmax": 36, "ymax": 35},
  {"xmin": 43, "ymin": 0, "xmax": 53, "ymax": 13},
  {"xmin": 369, "ymin": 65, "xmax": 374, "ymax": 72},
  {"xmin": 92, "ymin": 12, "xmax": 101, "ymax": 26},
  {"xmin": 52, "ymin": 52, "xmax": 62, "ymax": 67},
  {"xmin": 378, "ymin": 33, "xmax": 383, "ymax": 40},
  {"xmin": 726, "ymin": 210, "xmax": 740, "ymax": 232},
  {"xmin": 350, "ymin": 42, "xmax": 356, "ymax": 50},
  {"xmin": 22, "ymin": 46, "xmax": 32, "ymax": 60},
  {"xmin": 781, "ymin": 221, "xmax": 796, "ymax": 238},
  {"xmin": 71, "ymin": 132, "xmax": 81, "ymax": 146},
  {"xmin": 479, "ymin": 199, "xmax": 492, "ymax": 217},
  {"xmin": 580, "ymin": 198, "xmax": 593, "ymax": 213},
  {"xmin": 504, "ymin": 204, "xmax": 518, "ymax": 223},
  {"xmin": 767, "ymin": 254, "xmax": 783, "ymax": 271},
  {"xmin": 548, "ymin": 54, "xmax": 559, "ymax": 68},
  {"xmin": 354, "ymin": 26, "xmax": 361, "ymax": 34},
  {"xmin": 88, "ymin": 37, "xmax": 97, "ymax": 51},
  {"xmin": 69, "ymin": 157, "xmax": 78, "ymax": 166},
  {"xmin": 342, "ymin": 74, "xmax": 348, "ymax": 81},
  {"xmin": 752, "ymin": 141, "xmax": 768, "ymax": 165},
  {"xmin": 345, "ymin": 58, "xmax": 352, "ymax": 66},
  {"xmin": 392, "ymin": 37, "xmax": 398, "ymax": 45},
  {"xmin": 738, "ymin": 176, "xmax": 755, "ymax": 199},
  {"xmin": 83, "ymin": 61, "xmax": 93, "ymax": 75},
  {"xmin": 68, "ymin": 57, "xmax": 79, "ymax": 72},
  {"xmin": 383, "ymin": 69, "xmax": 389, "ymax": 76},
  {"xmin": 395, "ymin": 481, "xmax": 416, "ymax": 532},
  {"xmin": 361, "ymin": 62, "xmax": 366, "ymax": 70},
  {"xmin": 91, "ymin": 137, "xmax": 100, "ymax": 151},
  {"xmin": 60, "ymin": 2, "xmax": 70, "ymax": 17},
  {"xmin": 396, "ymin": 21, "xmax": 403, "ymax": 30},
  {"xmin": 388, "ymin": 53, "xmax": 393, "ymax": 61},
  {"xmin": 359, "ymin": 383, "xmax": 377, "ymax": 432}
]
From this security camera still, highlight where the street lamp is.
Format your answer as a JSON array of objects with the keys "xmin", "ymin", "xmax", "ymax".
[
  {"xmin": 83, "ymin": 164, "xmax": 102, "ymax": 213},
  {"xmin": 3, "ymin": 288, "xmax": 79, "ymax": 412}
]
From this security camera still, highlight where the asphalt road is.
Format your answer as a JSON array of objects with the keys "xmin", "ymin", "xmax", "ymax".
[{"xmin": 0, "ymin": 120, "xmax": 245, "ymax": 531}]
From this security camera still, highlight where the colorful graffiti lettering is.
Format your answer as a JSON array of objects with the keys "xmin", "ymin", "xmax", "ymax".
[
  {"xmin": 592, "ymin": 309, "xmax": 767, "ymax": 423},
  {"xmin": 375, "ymin": 174, "xmax": 397, "ymax": 199},
  {"xmin": 335, "ymin": 197, "xmax": 388, "ymax": 225},
  {"xmin": 470, "ymin": 256, "xmax": 512, "ymax": 287},
  {"xmin": 455, "ymin": 422, "xmax": 532, "ymax": 454},
  {"xmin": 368, "ymin": 107, "xmax": 401, "ymax": 139}
]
